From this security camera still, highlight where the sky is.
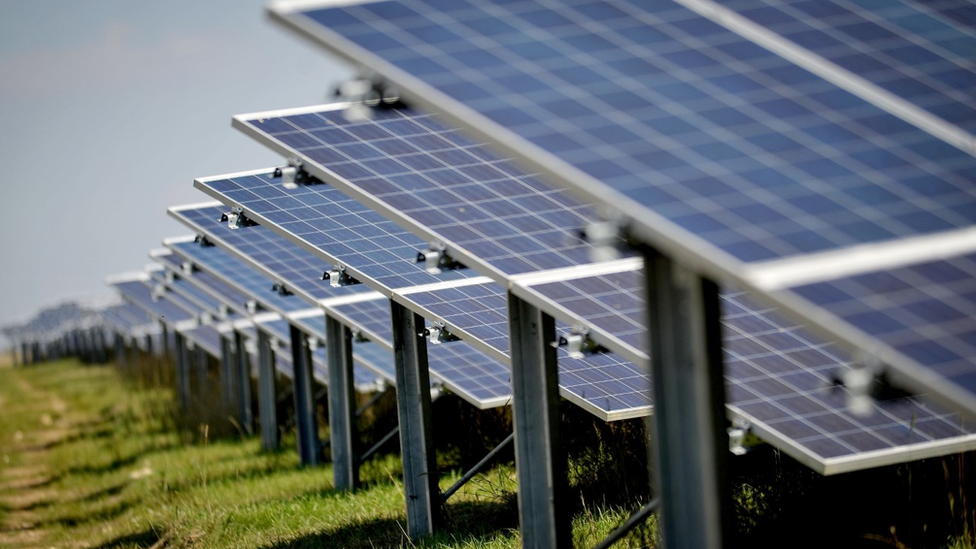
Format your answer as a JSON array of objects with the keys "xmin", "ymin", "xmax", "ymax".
[{"xmin": 0, "ymin": 1, "xmax": 351, "ymax": 333}]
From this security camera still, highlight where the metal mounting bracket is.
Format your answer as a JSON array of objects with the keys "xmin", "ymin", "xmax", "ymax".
[
  {"xmin": 336, "ymin": 75, "xmax": 406, "ymax": 121},
  {"xmin": 322, "ymin": 265, "xmax": 361, "ymax": 288},
  {"xmin": 728, "ymin": 417, "xmax": 763, "ymax": 455},
  {"xmin": 272, "ymin": 157, "xmax": 319, "ymax": 189},
  {"xmin": 578, "ymin": 220, "xmax": 627, "ymax": 262},
  {"xmin": 151, "ymin": 284, "xmax": 166, "ymax": 302},
  {"xmin": 416, "ymin": 242, "xmax": 464, "ymax": 274},
  {"xmin": 181, "ymin": 262, "xmax": 195, "ymax": 277},
  {"xmin": 220, "ymin": 206, "xmax": 257, "ymax": 230},
  {"xmin": 271, "ymin": 281, "xmax": 293, "ymax": 297},
  {"xmin": 423, "ymin": 321, "xmax": 460, "ymax": 345},
  {"xmin": 195, "ymin": 234, "xmax": 215, "ymax": 247},
  {"xmin": 553, "ymin": 326, "xmax": 606, "ymax": 358}
]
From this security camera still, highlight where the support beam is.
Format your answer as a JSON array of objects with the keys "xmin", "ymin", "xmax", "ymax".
[
  {"xmin": 256, "ymin": 329, "xmax": 280, "ymax": 451},
  {"xmin": 442, "ymin": 432, "xmax": 514, "ymax": 502},
  {"xmin": 174, "ymin": 333, "xmax": 191, "ymax": 409},
  {"xmin": 235, "ymin": 331, "xmax": 254, "ymax": 435},
  {"xmin": 326, "ymin": 315, "xmax": 359, "ymax": 490},
  {"xmin": 220, "ymin": 334, "xmax": 240, "ymax": 427},
  {"xmin": 390, "ymin": 301, "xmax": 440, "ymax": 539},
  {"xmin": 290, "ymin": 324, "xmax": 321, "ymax": 466},
  {"xmin": 643, "ymin": 249, "xmax": 732, "ymax": 549},
  {"xmin": 508, "ymin": 293, "xmax": 569, "ymax": 549}
]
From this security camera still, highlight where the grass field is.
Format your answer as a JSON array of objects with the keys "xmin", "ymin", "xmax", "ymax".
[
  {"xmin": 0, "ymin": 359, "xmax": 653, "ymax": 548},
  {"xmin": 4, "ymin": 358, "xmax": 976, "ymax": 548}
]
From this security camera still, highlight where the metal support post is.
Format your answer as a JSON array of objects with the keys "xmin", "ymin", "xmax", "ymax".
[
  {"xmin": 235, "ymin": 331, "xmax": 254, "ymax": 435},
  {"xmin": 220, "ymin": 334, "xmax": 240, "ymax": 425},
  {"xmin": 508, "ymin": 293, "xmax": 569, "ymax": 549},
  {"xmin": 390, "ymin": 301, "xmax": 440, "ymax": 539},
  {"xmin": 256, "ymin": 329, "xmax": 279, "ymax": 451},
  {"xmin": 326, "ymin": 315, "xmax": 359, "ymax": 490},
  {"xmin": 289, "ymin": 324, "xmax": 321, "ymax": 466},
  {"xmin": 643, "ymin": 249, "xmax": 732, "ymax": 549},
  {"xmin": 114, "ymin": 334, "xmax": 125, "ymax": 369},
  {"xmin": 161, "ymin": 324, "xmax": 171, "ymax": 360},
  {"xmin": 174, "ymin": 333, "xmax": 191, "ymax": 409}
]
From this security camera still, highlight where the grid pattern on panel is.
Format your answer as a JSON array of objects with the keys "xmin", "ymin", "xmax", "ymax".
[
  {"xmin": 330, "ymin": 298, "xmax": 394, "ymax": 346},
  {"xmin": 244, "ymin": 106, "xmax": 609, "ymax": 275},
  {"xmin": 113, "ymin": 280, "xmax": 197, "ymax": 323},
  {"xmin": 198, "ymin": 172, "xmax": 475, "ymax": 291},
  {"xmin": 169, "ymin": 241, "xmax": 309, "ymax": 314},
  {"xmin": 174, "ymin": 205, "xmax": 360, "ymax": 302},
  {"xmin": 299, "ymin": 0, "xmax": 976, "ymax": 263},
  {"xmin": 427, "ymin": 340, "xmax": 511, "ymax": 405},
  {"xmin": 556, "ymin": 347, "xmax": 651, "ymax": 415},
  {"xmin": 529, "ymin": 270, "xmax": 646, "ymax": 354},
  {"xmin": 722, "ymin": 0, "xmax": 976, "ymax": 134},
  {"xmin": 723, "ymin": 291, "xmax": 976, "ymax": 459},
  {"xmin": 405, "ymin": 280, "xmax": 653, "ymax": 416},
  {"xmin": 790, "ymin": 252, "xmax": 976, "ymax": 385},
  {"xmin": 526, "ymin": 269, "xmax": 976, "ymax": 458},
  {"xmin": 294, "ymin": 313, "xmax": 327, "ymax": 341},
  {"xmin": 181, "ymin": 325, "xmax": 224, "ymax": 358},
  {"xmin": 155, "ymin": 252, "xmax": 252, "ymax": 313},
  {"xmin": 353, "ymin": 341, "xmax": 397, "ymax": 382},
  {"xmin": 404, "ymin": 282, "xmax": 510, "ymax": 357},
  {"xmin": 154, "ymin": 273, "xmax": 225, "ymax": 316}
]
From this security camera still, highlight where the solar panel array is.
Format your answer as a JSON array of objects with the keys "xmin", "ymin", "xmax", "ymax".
[
  {"xmin": 96, "ymin": 0, "xmax": 976, "ymax": 487},
  {"xmin": 271, "ymin": 0, "xmax": 976, "ymax": 419}
]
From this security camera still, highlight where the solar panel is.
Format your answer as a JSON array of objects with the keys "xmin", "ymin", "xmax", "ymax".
[
  {"xmin": 103, "ymin": 303, "xmax": 155, "ymax": 337},
  {"xmin": 166, "ymin": 237, "xmax": 310, "ymax": 316},
  {"xmin": 180, "ymin": 324, "xmax": 225, "ymax": 358},
  {"xmin": 153, "ymin": 249, "xmax": 253, "ymax": 316},
  {"xmin": 193, "ymin": 169, "xmax": 479, "ymax": 296},
  {"xmin": 270, "ymin": 0, "xmax": 976, "ymax": 416},
  {"xmin": 110, "ymin": 275, "xmax": 198, "ymax": 326},
  {"xmin": 149, "ymin": 266, "xmax": 229, "ymax": 321},
  {"xmin": 232, "ymin": 105, "xmax": 620, "ymax": 283},
  {"xmin": 788, "ymin": 252, "xmax": 976, "ymax": 391},
  {"xmin": 514, "ymin": 265, "xmax": 976, "ymax": 471},
  {"xmin": 170, "ymin": 202, "xmax": 372, "ymax": 305},
  {"xmin": 709, "ymin": 0, "xmax": 976, "ymax": 143}
]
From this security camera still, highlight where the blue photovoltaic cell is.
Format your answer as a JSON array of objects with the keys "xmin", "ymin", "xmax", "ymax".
[
  {"xmin": 172, "ymin": 203, "xmax": 370, "ymax": 304},
  {"xmin": 286, "ymin": 0, "xmax": 976, "ymax": 263},
  {"xmin": 790, "ymin": 252, "xmax": 976, "ymax": 388},
  {"xmin": 112, "ymin": 279, "xmax": 197, "ymax": 324},
  {"xmin": 181, "ymin": 325, "xmax": 224, "ymax": 358},
  {"xmin": 522, "ymin": 269, "xmax": 976, "ymax": 468},
  {"xmin": 168, "ymin": 241, "xmax": 309, "ymax": 315},
  {"xmin": 351, "ymin": 340, "xmax": 397, "ymax": 383},
  {"xmin": 329, "ymin": 298, "xmax": 394, "ymax": 346},
  {"xmin": 722, "ymin": 0, "xmax": 976, "ymax": 135},
  {"xmin": 195, "ymin": 171, "xmax": 478, "ymax": 293},
  {"xmin": 404, "ymin": 282, "xmax": 510, "ymax": 358},
  {"xmin": 104, "ymin": 303, "xmax": 154, "ymax": 335},
  {"xmin": 328, "ymin": 293, "xmax": 511, "ymax": 407},
  {"xmin": 154, "ymin": 250, "xmax": 253, "ymax": 314},
  {"xmin": 723, "ymin": 290, "xmax": 976, "ymax": 467},
  {"xmin": 236, "ymin": 107, "xmax": 618, "ymax": 278},
  {"xmin": 150, "ymin": 269, "xmax": 226, "ymax": 318},
  {"xmin": 404, "ymin": 281, "xmax": 652, "ymax": 418}
]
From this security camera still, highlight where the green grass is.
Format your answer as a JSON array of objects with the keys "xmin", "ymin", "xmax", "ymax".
[{"xmin": 0, "ymin": 359, "xmax": 655, "ymax": 549}]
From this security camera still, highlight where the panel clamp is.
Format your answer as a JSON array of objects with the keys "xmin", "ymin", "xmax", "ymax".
[
  {"xmin": 553, "ymin": 326, "xmax": 606, "ymax": 358},
  {"xmin": 416, "ymin": 242, "xmax": 464, "ymax": 274},
  {"xmin": 272, "ymin": 157, "xmax": 319, "ymax": 189},
  {"xmin": 423, "ymin": 321, "xmax": 460, "ymax": 345},
  {"xmin": 336, "ymin": 74, "xmax": 406, "ymax": 121},
  {"xmin": 578, "ymin": 220, "xmax": 628, "ymax": 262},
  {"xmin": 352, "ymin": 330, "xmax": 370, "ymax": 343},
  {"xmin": 271, "ymin": 281, "xmax": 293, "ymax": 297},
  {"xmin": 220, "ymin": 206, "xmax": 257, "ymax": 230},
  {"xmin": 322, "ymin": 265, "xmax": 361, "ymax": 288},
  {"xmin": 194, "ymin": 234, "xmax": 215, "ymax": 247},
  {"xmin": 180, "ymin": 261, "xmax": 195, "ymax": 277},
  {"xmin": 151, "ymin": 283, "xmax": 166, "ymax": 302},
  {"xmin": 728, "ymin": 417, "xmax": 762, "ymax": 455}
]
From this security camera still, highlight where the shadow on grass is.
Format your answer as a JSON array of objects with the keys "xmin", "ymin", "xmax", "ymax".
[
  {"xmin": 262, "ymin": 499, "xmax": 518, "ymax": 549},
  {"xmin": 90, "ymin": 527, "xmax": 162, "ymax": 549}
]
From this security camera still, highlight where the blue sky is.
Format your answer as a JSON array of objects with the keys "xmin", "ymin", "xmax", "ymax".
[{"xmin": 0, "ymin": 1, "xmax": 350, "ymax": 332}]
